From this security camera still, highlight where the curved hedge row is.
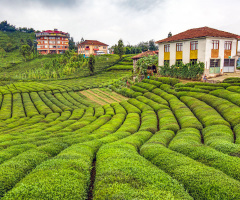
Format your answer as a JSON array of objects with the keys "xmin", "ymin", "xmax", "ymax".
[
  {"xmin": 140, "ymin": 130, "xmax": 240, "ymax": 199},
  {"xmin": 12, "ymin": 93, "xmax": 25, "ymax": 119},
  {"xmin": 117, "ymin": 113, "xmax": 140, "ymax": 134},
  {"xmin": 181, "ymin": 92, "xmax": 240, "ymax": 127},
  {"xmin": 169, "ymin": 128, "xmax": 240, "ymax": 182},
  {"xmin": 158, "ymin": 109, "xmax": 180, "ymax": 133},
  {"xmin": 180, "ymin": 96, "xmax": 230, "ymax": 127},
  {"xmin": 136, "ymin": 96, "xmax": 169, "ymax": 112},
  {"xmin": 128, "ymin": 98, "xmax": 153, "ymax": 112},
  {"xmin": 120, "ymin": 101, "xmax": 141, "ymax": 114},
  {"xmin": 130, "ymin": 85, "xmax": 148, "ymax": 93},
  {"xmin": 135, "ymin": 82, "xmax": 157, "ymax": 92},
  {"xmin": 93, "ymin": 131, "xmax": 192, "ymax": 200},
  {"xmin": 143, "ymin": 92, "xmax": 168, "ymax": 105},
  {"xmin": 110, "ymin": 103, "xmax": 127, "ymax": 115},
  {"xmin": 142, "ymin": 79, "xmax": 162, "ymax": 87},
  {"xmin": 202, "ymin": 125, "xmax": 240, "ymax": 156},
  {"xmin": 139, "ymin": 110, "xmax": 157, "ymax": 133}
]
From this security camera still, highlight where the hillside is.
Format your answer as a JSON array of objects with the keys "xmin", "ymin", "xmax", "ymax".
[{"xmin": 0, "ymin": 71, "xmax": 240, "ymax": 198}]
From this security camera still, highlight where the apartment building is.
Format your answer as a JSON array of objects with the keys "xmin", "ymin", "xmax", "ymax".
[
  {"xmin": 156, "ymin": 27, "xmax": 240, "ymax": 75},
  {"xmin": 36, "ymin": 29, "xmax": 69, "ymax": 54},
  {"xmin": 78, "ymin": 40, "xmax": 108, "ymax": 57}
]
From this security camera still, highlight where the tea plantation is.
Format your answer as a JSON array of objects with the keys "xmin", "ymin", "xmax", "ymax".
[{"xmin": 1, "ymin": 72, "xmax": 240, "ymax": 199}]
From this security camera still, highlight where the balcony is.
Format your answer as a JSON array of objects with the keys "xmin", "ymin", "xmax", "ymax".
[
  {"xmin": 85, "ymin": 48, "xmax": 90, "ymax": 50},
  {"xmin": 93, "ymin": 48, "xmax": 99, "ymax": 51}
]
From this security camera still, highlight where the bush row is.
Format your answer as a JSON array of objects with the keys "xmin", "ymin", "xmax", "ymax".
[
  {"xmin": 54, "ymin": 92, "xmax": 78, "ymax": 110},
  {"xmin": 38, "ymin": 91, "xmax": 62, "ymax": 113},
  {"xmin": 169, "ymin": 128, "xmax": 240, "ymax": 182},
  {"xmin": 135, "ymin": 82, "xmax": 157, "ymax": 92},
  {"xmin": 45, "ymin": 92, "xmax": 72, "ymax": 111},
  {"xmin": 22, "ymin": 93, "xmax": 39, "ymax": 117},
  {"xmin": 140, "ymin": 130, "xmax": 240, "ymax": 199},
  {"xmin": 0, "ymin": 94, "xmax": 12, "ymax": 120},
  {"xmin": 102, "ymin": 104, "xmax": 115, "ymax": 116},
  {"xmin": 202, "ymin": 125, "xmax": 240, "ymax": 156},
  {"xmin": 180, "ymin": 96, "xmax": 230, "ymax": 127},
  {"xmin": 120, "ymin": 101, "xmax": 141, "ymax": 114},
  {"xmin": 136, "ymin": 96, "xmax": 169, "ymax": 112},
  {"xmin": 12, "ymin": 93, "xmax": 26, "ymax": 118},
  {"xmin": 128, "ymin": 98, "xmax": 153, "ymax": 112},
  {"xmin": 175, "ymin": 82, "xmax": 231, "ymax": 88},
  {"xmin": 2, "ymin": 131, "xmax": 131, "ymax": 199},
  {"xmin": 181, "ymin": 92, "xmax": 240, "ymax": 127},
  {"xmin": 210, "ymin": 89, "xmax": 240, "ymax": 107},
  {"xmin": 0, "ymin": 142, "xmax": 68, "ymax": 198},
  {"xmin": 143, "ymin": 92, "xmax": 168, "ymax": 105},
  {"xmin": 111, "ymin": 86, "xmax": 142, "ymax": 98},
  {"xmin": 117, "ymin": 113, "xmax": 140, "ymax": 133},
  {"xmin": 139, "ymin": 110, "xmax": 157, "ymax": 133},
  {"xmin": 142, "ymin": 79, "xmax": 163, "ymax": 87},
  {"xmin": 93, "ymin": 131, "xmax": 192, "ymax": 199},
  {"xmin": 223, "ymin": 77, "xmax": 240, "ymax": 83},
  {"xmin": 227, "ymin": 86, "xmax": 240, "ymax": 93},
  {"xmin": 158, "ymin": 109, "xmax": 180, "ymax": 133},
  {"xmin": 110, "ymin": 102, "xmax": 127, "ymax": 115},
  {"xmin": 30, "ymin": 92, "xmax": 52, "ymax": 115},
  {"xmin": 130, "ymin": 85, "xmax": 148, "ymax": 93},
  {"xmin": 175, "ymin": 87, "xmax": 209, "ymax": 93}
]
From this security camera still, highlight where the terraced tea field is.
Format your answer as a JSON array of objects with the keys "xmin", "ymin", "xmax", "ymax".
[{"xmin": 1, "ymin": 74, "xmax": 240, "ymax": 199}]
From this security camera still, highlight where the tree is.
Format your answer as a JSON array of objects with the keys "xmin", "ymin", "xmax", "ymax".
[
  {"xmin": 149, "ymin": 39, "xmax": 158, "ymax": 51},
  {"xmin": 117, "ymin": 39, "xmax": 124, "ymax": 59},
  {"xmin": 81, "ymin": 37, "xmax": 85, "ymax": 43},
  {"xmin": 138, "ymin": 41, "xmax": 149, "ymax": 52},
  {"xmin": 88, "ymin": 54, "xmax": 95, "ymax": 75},
  {"xmin": 168, "ymin": 32, "xmax": 172, "ymax": 38},
  {"xmin": 69, "ymin": 37, "xmax": 76, "ymax": 51},
  {"xmin": 20, "ymin": 45, "xmax": 32, "ymax": 61}
]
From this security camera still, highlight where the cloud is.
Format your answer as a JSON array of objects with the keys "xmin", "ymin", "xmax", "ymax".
[{"xmin": 0, "ymin": 0, "xmax": 239, "ymax": 47}]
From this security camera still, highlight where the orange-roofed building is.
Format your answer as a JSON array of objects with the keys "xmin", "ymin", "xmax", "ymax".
[
  {"xmin": 78, "ymin": 40, "xmax": 108, "ymax": 57},
  {"xmin": 156, "ymin": 27, "xmax": 240, "ymax": 76},
  {"xmin": 36, "ymin": 29, "xmax": 70, "ymax": 55},
  {"xmin": 131, "ymin": 50, "xmax": 158, "ymax": 69}
]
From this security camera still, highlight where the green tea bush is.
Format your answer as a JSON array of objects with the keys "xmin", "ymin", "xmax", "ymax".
[
  {"xmin": 12, "ymin": 93, "xmax": 25, "ymax": 118},
  {"xmin": 45, "ymin": 92, "xmax": 72, "ymax": 111},
  {"xmin": 211, "ymin": 89, "xmax": 240, "ymax": 107},
  {"xmin": 30, "ymin": 92, "xmax": 52, "ymax": 115},
  {"xmin": 168, "ymin": 128, "xmax": 240, "ymax": 182},
  {"xmin": 0, "ymin": 94, "xmax": 12, "ymax": 120},
  {"xmin": 94, "ymin": 106, "xmax": 105, "ymax": 117},
  {"xmin": 180, "ymin": 96, "xmax": 230, "ymax": 127},
  {"xmin": 54, "ymin": 93, "xmax": 78, "ymax": 110},
  {"xmin": 93, "ymin": 131, "xmax": 192, "ymax": 200},
  {"xmin": 158, "ymin": 109, "xmax": 180, "ymax": 133},
  {"xmin": 175, "ymin": 87, "xmax": 209, "ymax": 93},
  {"xmin": 38, "ymin": 91, "xmax": 62, "ymax": 113},
  {"xmin": 223, "ymin": 77, "xmax": 240, "ymax": 83},
  {"xmin": 135, "ymin": 82, "xmax": 157, "ymax": 92},
  {"xmin": 136, "ymin": 96, "xmax": 169, "ymax": 112},
  {"xmin": 22, "ymin": 93, "xmax": 39, "ymax": 117},
  {"xmin": 140, "ymin": 130, "xmax": 240, "ymax": 200},
  {"xmin": 139, "ymin": 110, "xmax": 157, "ymax": 133},
  {"xmin": 110, "ymin": 103, "xmax": 127, "ymax": 115},
  {"xmin": 103, "ymin": 104, "xmax": 115, "ymax": 116},
  {"xmin": 128, "ymin": 98, "xmax": 153, "ymax": 112},
  {"xmin": 142, "ymin": 79, "xmax": 163, "ymax": 87},
  {"xmin": 69, "ymin": 108, "xmax": 85, "ymax": 120},
  {"xmin": 143, "ymin": 92, "xmax": 168, "ymax": 105},
  {"xmin": 117, "ymin": 113, "xmax": 140, "ymax": 133},
  {"xmin": 154, "ymin": 77, "xmax": 180, "ymax": 86},
  {"xmin": 130, "ymin": 85, "xmax": 148, "ymax": 93},
  {"xmin": 120, "ymin": 101, "xmax": 141, "ymax": 114}
]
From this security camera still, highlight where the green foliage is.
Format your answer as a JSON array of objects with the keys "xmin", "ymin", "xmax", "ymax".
[
  {"xmin": 159, "ymin": 61, "xmax": 204, "ymax": 80},
  {"xmin": 135, "ymin": 55, "xmax": 158, "ymax": 75},
  {"xmin": 117, "ymin": 39, "xmax": 125, "ymax": 59},
  {"xmin": 88, "ymin": 54, "xmax": 95, "ymax": 75}
]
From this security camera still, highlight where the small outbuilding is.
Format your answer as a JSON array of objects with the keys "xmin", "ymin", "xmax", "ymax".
[{"xmin": 131, "ymin": 50, "xmax": 158, "ymax": 72}]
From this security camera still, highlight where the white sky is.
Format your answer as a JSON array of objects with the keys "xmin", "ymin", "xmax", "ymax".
[{"xmin": 0, "ymin": 0, "xmax": 240, "ymax": 47}]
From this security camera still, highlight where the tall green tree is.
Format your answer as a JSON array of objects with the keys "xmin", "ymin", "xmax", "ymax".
[
  {"xmin": 20, "ymin": 44, "xmax": 32, "ymax": 61},
  {"xmin": 149, "ymin": 40, "xmax": 158, "ymax": 51},
  {"xmin": 88, "ymin": 54, "xmax": 95, "ymax": 75},
  {"xmin": 117, "ymin": 39, "xmax": 124, "ymax": 59}
]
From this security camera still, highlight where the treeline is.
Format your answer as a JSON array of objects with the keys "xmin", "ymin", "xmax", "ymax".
[
  {"xmin": 0, "ymin": 20, "xmax": 35, "ymax": 33},
  {"xmin": 112, "ymin": 39, "xmax": 158, "ymax": 55}
]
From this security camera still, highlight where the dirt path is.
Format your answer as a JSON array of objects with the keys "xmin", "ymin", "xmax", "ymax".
[
  {"xmin": 94, "ymin": 89, "xmax": 121, "ymax": 102},
  {"xmin": 99, "ymin": 88, "xmax": 129, "ymax": 101},
  {"xmin": 208, "ymin": 70, "xmax": 240, "ymax": 82},
  {"xmin": 80, "ymin": 91, "xmax": 106, "ymax": 106},
  {"xmin": 87, "ymin": 90, "xmax": 115, "ymax": 104}
]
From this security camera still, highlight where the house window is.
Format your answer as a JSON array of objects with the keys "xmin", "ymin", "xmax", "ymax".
[
  {"xmin": 103, "ymin": 46, "xmax": 106, "ymax": 49},
  {"xmin": 210, "ymin": 59, "xmax": 220, "ymax": 67},
  {"xmin": 212, "ymin": 40, "xmax": 219, "ymax": 49},
  {"xmin": 164, "ymin": 44, "xmax": 170, "ymax": 52},
  {"xmin": 190, "ymin": 41, "xmax": 198, "ymax": 50},
  {"xmin": 86, "ymin": 46, "xmax": 89, "ymax": 48},
  {"xmin": 224, "ymin": 59, "xmax": 235, "ymax": 66},
  {"xmin": 190, "ymin": 59, "xmax": 197, "ymax": 65},
  {"xmin": 224, "ymin": 41, "xmax": 232, "ymax": 50},
  {"xmin": 176, "ymin": 43, "xmax": 182, "ymax": 51}
]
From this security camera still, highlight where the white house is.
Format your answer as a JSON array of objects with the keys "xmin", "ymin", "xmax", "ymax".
[{"xmin": 156, "ymin": 27, "xmax": 240, "ymax": 76}]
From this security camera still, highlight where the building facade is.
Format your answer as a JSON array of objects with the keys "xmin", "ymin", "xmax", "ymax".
[
  {"xmin": 36, "ymin": 29, "xmax": 69, "ymax": 55},
  {"xmin": 156, "ymin": 27, "xmax": 240, "ymax": 76},
  {"xmin": 78, "ymin": 40, "xmax": 108, "ymax": 57}
]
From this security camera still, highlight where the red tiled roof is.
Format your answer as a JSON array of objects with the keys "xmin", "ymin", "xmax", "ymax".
[
  {"xmin": 156, "ymin": 27, "xmax": 240, "ymax": 43},
  {"xmin": 131, "ymin": 50, "xmax": 158, "ymax": 59},
  {"xmin": 43, "ymin": 30, "xmax": 68, "ymax": 35},
  {"xmin": 78, "ymin": 40, "xmax": 108, "ymax": 46}
]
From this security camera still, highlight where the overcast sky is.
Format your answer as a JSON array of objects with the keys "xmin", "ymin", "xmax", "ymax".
[{"xmin": 0, "ymin": 0, "xmax": 240, "ymax": 46}]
